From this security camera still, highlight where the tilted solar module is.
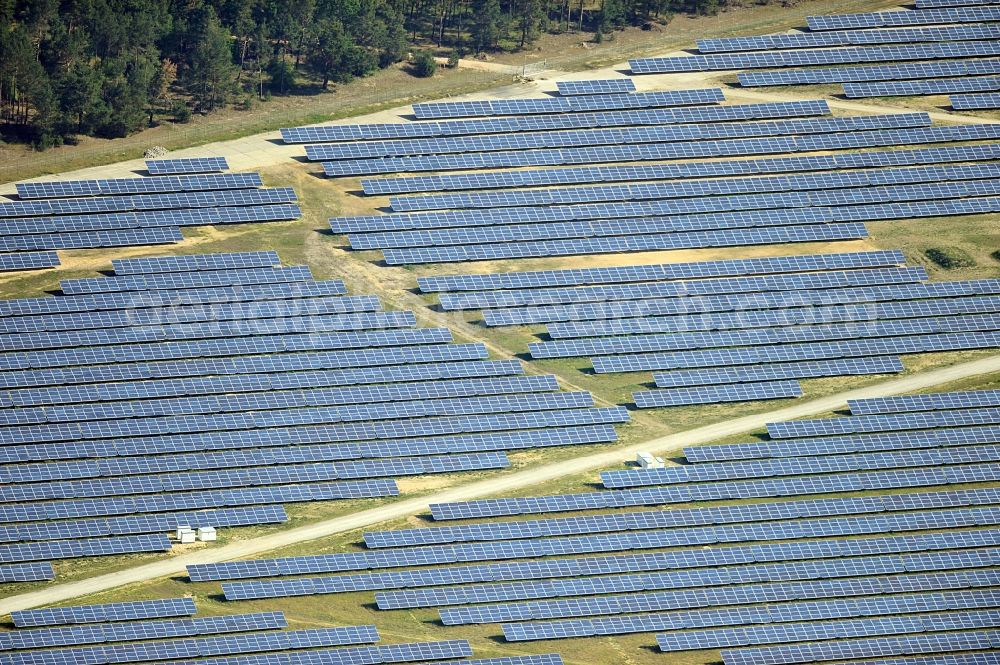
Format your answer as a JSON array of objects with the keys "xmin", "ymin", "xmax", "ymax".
[
  {"xmin": 418, "ymin": 250, "xmax": 904, "ymax": 292},
  {"xmin": 740, "ymin": 59, "xmax": 1000, "ymax": 86},
  {"xmin": 0, "ymin": 534, "xmax": 172, "ymax": 563},
  {"xmin": 369, "ymin": 487, "xmax": 1000, "ymax": 548},
  {"xmin": 590, "ymin": 332, "xmax": 1000, "ymax": 374},
  {"xmin": 768, "ymin": 406, "xmax": 1000, "ymax": 438},
  {"xmin": 952, "ymin": 92, "xmax": 1000, "ymax": 108},
  {"xmin": 647, "ymin": 358, "xmax": 905, "ymax": 389},
  {"xmin": 145, "ymin": 157, "xmax": 229, "ymax": 175},
  {"xmin": 844, "ymin": 76, "xmax": 1000, "ymax": 97},
  {"xmin": 0, "ymin": 562, "xmax": 54, "ymax": 583},
  {"xmin": 437, "ymin": 265, "xmax": 926, "ymax": 310},
  {"xmin": 0, "ymin": 252, "xmax": 60, "ymax": 272},
  {"xmin": 59, "ymin": 266, "xmax": 315, "ymax": 294},
  {"xmin": 630, "ymin": 41, "xmax": 1000, "ymax": 74},
  {"xmin": 224, "ymin": 530, "xmax": 1000, "ymax": 598},
  {"xmin": 721, "ymin": 630, "xmax": 1000, "ymax": 665},
  {"xmin": 111, "ymin": 252, "xmax": 281, "ymax": 274},
  {"xmin": 0, "ymin": 188, "xmax": 297, "ymax": 219},
  {"xmin": 16, "ymin": 173, "xmax": 262, "ymax": 199},
  {"xmin": 687, "ymin": 424, "xmax": 1000, "ymax": 462},
  {"xmin": 0, "ymin": 612, "xmax": 287, "ymax": 649},
  {"xmin": 309, "ymin": 113, "xmax": 932, "ymax": 160},
  {"xmin": 411, "ymin": 90, "xmax": 724, "ymax": 118},
  {"xmin": 391, "ymin": 159, "xmax": 986, "ymax": 212},
  {"xmin": 0, "ymin": 227, "xmax": 183, "ymax": 252},
  {"xmin": 556, "ymin": 79, "xmax": 637, "ymax": 95},
  {"xmin": 850, "ymin": 390, "xmax": 1000, "ymax": 415},
  {"xmin": 282, "ymin": 100, "xmax": 830, "ymax": 143},
  {"xmin": 12, "ymin": 598, "xmax": 197, "ymax": 627},
  {"xmin": 154, "ymin": 640, "xmax": 474, "ymax": 665},
  {"xmin": 633, "ymin": 381, "xmax": 803, "ymax": 407},
  {"xmin": 365, "ymin": 143, "xmax": 1000, "ymax": 195},
  {"xmin": 381, "ymin": 224, "xmax": 868, "ymax": 265},
  {"xmin": 919, "ymin": 0, "xmax": 1000, "ymax": 5},
  {"xmin": 698, "ymin": 24, "xmax": 1000, "ymax": 51},
  {"xmin": 374, "ymin": 544, "xmax": 1000, "ymax": 608},
  {"xmin": 808, "ymin": 6, "xmax": 1000, "ymax": 29},
  {"xmin": 322, "ymin": 124, "xmax": 1000, "ymax": 176},
  {"xmin": 2, "ymin": 626, "xmax": 381, "ymax": 665}
]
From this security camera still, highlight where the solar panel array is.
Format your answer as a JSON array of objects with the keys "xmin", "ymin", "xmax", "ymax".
[
  {"xmin": 0, "ymin": 252, "xmax": 623, "ymax": 578},
  {"xmin": 413, "ymin": 250, "xmax": 1000, "ymax": 407},
  {"xmin": 178, "ymin": 389, "xmax": 1000, "ymax": 663},
  {"xmin": 952, "ymin": 92, "xmax": 1000, "ymax": 108},
  {"xmin": 1, "ymin": 163, "xmax": 299, "ymax": 272},
  {"xmin": 555, "ymin": 79, "xmax": 637, "ymax": 96}
]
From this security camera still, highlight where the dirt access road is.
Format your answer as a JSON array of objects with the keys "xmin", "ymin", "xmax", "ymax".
[{"xmin": 2, "ymin": 353, "xmax": 998, "ymax": 615}]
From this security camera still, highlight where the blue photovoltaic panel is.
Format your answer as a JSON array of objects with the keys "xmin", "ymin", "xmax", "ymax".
[
  {"xmin": 0, "ymin": 280, "xmax": 358, "ymax": 317},
  {"xmin": 189, "ymin": 505, "xmax": 1000, "ymax": 580},
  {"xmin": 0, "ymin": 562, "xmax": 54, "ymax": 583},
  {"xmin": 698, "ymin": 24, "xmax": 1000, "ymax": 51},
  {"xmin": 12, "ymin": 597, "xmax": 196, "ymax": 627},
  {"xmin": 589, "ymin": 332, "xmax": 1000, "ymax": 374},
  {"xmin": 439, "ymin": 265, "xmax": 925, "ymax": 310},
  {"xmin": 0, "ymin": 534, "xmax": 172, "ymax": 563},
  {"xmin": 721, "ymin": 631, "xmax": 1000, "ymax": 665},
  {"xmin": 16, "ymin": 173, "xmax": 262, "ymax": 200},
  {"xmin": 281, "ymin": 100, "xmax": 830, "ymax": 144},
  {"xmin": 0, "ymin": 227, "xmax": 183, "ymax": 252},
  {"xmin": 224, "ymin": 530, "xmax": 1000, "ymax": 599},
  {"xmin": 364, "ymin": 144, "xmax": 1000, "ymax": 195},
  {"xmin": 556, "ymin": 79, "xmax": 637, "ymax": 95},
  {"xmin": 59, "ymin": 266, "xmax": 315, "ymax": 294},
  {"xmin": 322, "ymin": 124, "xmax": 1000, "ymax": 176},
  {"xmin": 111, "ymin": 252, "xmax": 281, "ymax": 274},
  {"xmin": 412, "ymin": 90, "xmax": 725, "ymax": 118},
  {"xmin": 952, "ymin": 92, "xmax": 1000, "ymax": 109},
  {"xmin": 629, "ymin": 41, "xmax": 1000, "ymax": 74},
  {"xmin": 0, "ymin": 612, "xmax": 288, "ymax": 649},
  {"xmin": 0, "ymin": 252, "xmax": 60, "ymax": 272},
  {"xmin": 767, "ymin": 406, "xmax": 1000, "ymax": 438},
  {"xmin": 309, "ymin": 113, "xmax": 932, "ymax": 160},
  {"xmin": 380, "ymin": 224, "xmax": 869, "ymax": 265},
  {"xmin": 368, "ymin": 487, "xmax": 1000, "ymax": 548},
  {"xmin": 845, "ymin": 76, "xmax": 1000, "ymax": 97},
  {"xmin": 391, "ymin": 157, "xmax": 987, "ymax": 212},
  {"xmin": 740, "ymin": 59, "xmax": 1000, "ymax": 86},
  {"xmin": 4, "ymin": 626, "xmax": 382, "ymax": 665},
  {"xmin": 548, "ymin": 295, "xmax": 1000, "ymax": 338},
  {"xmin": 807, "ymin": 6, "xmax": 1000, "ymax": 30},
  {"xmin": 0, "ymin": 188, "xmax": 297, "ymax": 219},
  {"xmin": 919, "ymin": 0, "xmax": 1000, "ymax": 5},
  {"xmin": 849, "ymin": 390, "xmax": 1000, "ymax": 415},
  {"xmin": 419, "ymin": 251, "xmax": 904, "ymax": 292},
  {"xmin": 650, "ymin": 357, "xmax": 905, "ymax": 388},
  {"xmin": 686, "ymin": 424, "xmax": 1000, "ymax": 462},
  {"xmin": 633, "ymin": 381, "xmax": 803, "ymax": 407},
  {"xmin": 157, "ymin": 641, "xmax": 475, "ymax": 665},
  {"xmin": 145, "ymin": 157, "xmax": 229, "ymax": 175}
]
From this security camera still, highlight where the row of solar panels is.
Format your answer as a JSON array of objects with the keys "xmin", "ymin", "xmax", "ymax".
[
  {"xmin": 1, "ymin": 161, "xmax": 297, "ymax": 272},
  {"xmin": 322, "ymin": 124, "xmax": 1000, "ymax": 177}
]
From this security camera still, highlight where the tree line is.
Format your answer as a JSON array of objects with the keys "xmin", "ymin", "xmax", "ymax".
[{"xmin": 0, "ymin": 0, "xmax": 714, "ymax": 149}]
